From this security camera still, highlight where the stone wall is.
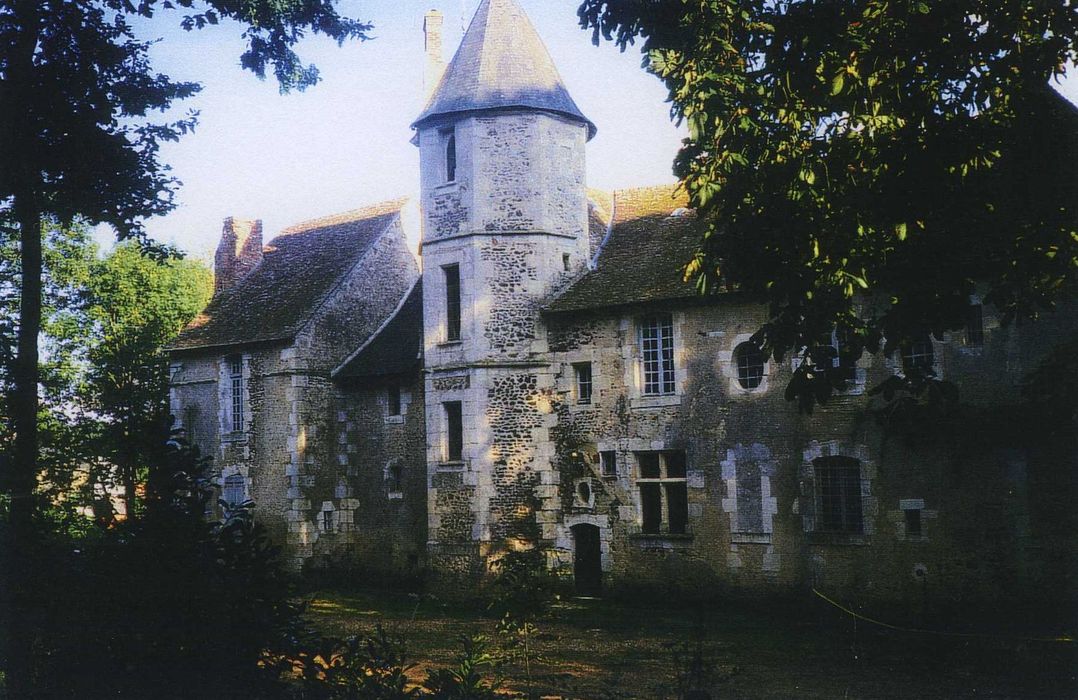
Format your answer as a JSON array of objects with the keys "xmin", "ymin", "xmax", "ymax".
[{"xmin": 543, "ymin": 300, "xmax": 1078, "ymax": 604}]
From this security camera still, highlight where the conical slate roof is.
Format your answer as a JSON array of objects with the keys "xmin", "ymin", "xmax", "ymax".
[{"xmin": 412, "ymin": 0, "xmax": 596, "ymax": 139}]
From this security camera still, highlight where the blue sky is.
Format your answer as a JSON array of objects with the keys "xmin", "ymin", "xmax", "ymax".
[
  {"xmin": 118, "ymin": 0, "xmax": 1078, "ymax": 259},
  {"xmin": 119, "ymin": 0, "xmax": 686, "ymax": 258}
]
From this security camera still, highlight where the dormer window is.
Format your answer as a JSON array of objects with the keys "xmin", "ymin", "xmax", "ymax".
[{"xmin": 442, "ymin": 128, "xmax": 457, "ymax": 183}]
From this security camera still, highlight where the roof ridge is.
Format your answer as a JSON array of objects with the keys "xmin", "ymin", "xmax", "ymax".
[{"xmin": 277, "ymin": 197, "xmax": 409, "ymax": 238}]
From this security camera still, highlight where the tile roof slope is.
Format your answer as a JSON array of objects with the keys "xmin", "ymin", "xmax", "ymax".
[
  {"xmin": 169, "ymin": 199, "xmax": 407, "ymax": 352},
  {"xmin": 412, "ymin": 0, "xmax": 596, "ymax": 139},
  {"xmin": 546, "ymin": 184, "xmax": 703, "ymax": 313},
  {"xmin": 333, "ymin": 280, "xmax": 424, "ymax": 380}
]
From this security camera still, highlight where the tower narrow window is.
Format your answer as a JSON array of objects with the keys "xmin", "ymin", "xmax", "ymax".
[
  {"xmin": 640, "ymin": 314, "xmax": 676, "ymax": 395},
  {"xmin": 444, "ymin": 401, "xmax": 463, "ymax": 462},
  {"xmin": 966, "ymin": 304, "xmax": 984, "ymax": 347},
  {"xmin": 227, "ymin": 354, "xmax": 244, "ymax": 433},
  {"xmin": 443, "ymin": 130, "xmax": 457, "ymax": 183},
  {"xmin": 443, "ymin": 264, "xmax": 461, "ymax": 341},
  {"xmin": 573, "ymin": 362, "xmax": 593, "ymax": 404},
  {"xmin": 387, "ymin": 384, "xmax": 402, "ymax": 416}
]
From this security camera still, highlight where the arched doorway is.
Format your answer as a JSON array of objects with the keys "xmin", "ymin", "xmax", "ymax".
[{"xmin": 571, "ymin": 524, "xmax": 602, "ymax": 596}]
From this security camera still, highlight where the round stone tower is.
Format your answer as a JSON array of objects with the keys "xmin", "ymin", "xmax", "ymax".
[{"xmin": 412, "ymin": 0, "xmax": 596, "ymax": 579}]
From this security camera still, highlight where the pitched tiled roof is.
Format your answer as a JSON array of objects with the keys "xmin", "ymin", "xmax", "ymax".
[
  {"xmin": 333, "ymin": 281, "xmax": 424, "ymax": 380},
  {"xmin": 546, "ymin": 185, "xmax": 703, "ymax": 313},
  {"xmin": 412, "ymin": 0, "xmax": 596, "ymax": 139},
  {"xmin": 168, "ymin": 199, "xmax": 407, "ymax": 352}
]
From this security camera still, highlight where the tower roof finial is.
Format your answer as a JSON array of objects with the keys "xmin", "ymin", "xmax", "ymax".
[{"xmin": 412, "ymin": 0, "xmax": 596, "ymax": 139}]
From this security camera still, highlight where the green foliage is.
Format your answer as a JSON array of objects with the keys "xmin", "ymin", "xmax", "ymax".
[
  {"xmin": 422, "ymin": 634, "xmax": 503, "ymax": 699},
  {"xmin": 578, "ymin": 0, "xmax": 1078, "ymax": 411}
]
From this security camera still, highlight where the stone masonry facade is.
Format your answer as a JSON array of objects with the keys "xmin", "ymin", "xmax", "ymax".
[{"xmin": 169, "ymin": 0, "xmax": 1077, "ymax": 606}]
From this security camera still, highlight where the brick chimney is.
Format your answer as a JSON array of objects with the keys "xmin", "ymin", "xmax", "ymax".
[
  {"xmin": 423, "ymin": 10, "xmax": 445, "ymax": 100},
  {"xmin": 214, "ymin": 217, "xmax": 263, "ymax": 294}
]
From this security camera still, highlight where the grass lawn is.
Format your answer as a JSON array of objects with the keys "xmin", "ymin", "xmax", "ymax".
[{"xmin": 304, "ymin": 587, "xmax": 1077, "ymax": 699}]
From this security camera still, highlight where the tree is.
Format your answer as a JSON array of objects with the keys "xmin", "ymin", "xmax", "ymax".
[
  {"xmin": 0, "ymin": 1, "xmax": 371, "ymax": 692},
  {"xmin": 84, "ymin": 242, "xmax": 212, "ymax": 517},
  {"xmin": 577, "ymin": 0, "xmax": 1078, "ymax": 410}
]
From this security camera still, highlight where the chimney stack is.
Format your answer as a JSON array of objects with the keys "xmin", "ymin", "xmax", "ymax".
[
  {"xmin": 423, "ymin": 10, "xmax": 445, "ymax": 100},
  {"xmin": 214, "ymin": 217, "xmax": 263, "ymax": 294}
]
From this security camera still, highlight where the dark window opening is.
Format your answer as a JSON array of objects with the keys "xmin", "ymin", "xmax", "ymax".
[
  {"xmin": 735, "ymin": 342, "xmax": 766, "ymax": 390},
  {"xmin": 902, "ymin": 338, "xmax": 935, "ymax": 372},
  {"xmin": 814, "ymin": 456, "xmax": 864, "ymax": 534},
  {"xmin": 966, "ymin": 304, "xmax": 984, "ymax": 347},
  {"xmin": 387, "ymin": 462, "xmax": 403, "ymax": 492},
  {"xmin": 444, "ymin": 264, "xmax": 461, "ymax": 341},
  {"xmin": 600, "ymin": 450, "xmax": 617, "ymax": 477},
  {"xmin": 444, "ymin": 401, "xmax": 463, "ymax": 462},
  {"xmin": 322, "ymin": 510, "xmax": 334, "ymax": 533},
  {"xmin": 635, "ymin": 450, "xmax": 689, "ymax": 535},
  {"xmin": 905, "ymin": 508, "xmax": 922, "ymax": 537},
  {"xmin": 574, "ymin": 362, "xmax": 593, "ymax": 404},
  {"xmin": 387, "ymin": 384, "xmax": 402, "ymax": 416},
  {"xmin": 576, "ymin": 480, "xmax": 592, "ymax": 504},
  {"xmin": 562, "ymin": 253, "xmax": 571, "ymax": 271},
  {"xmin": 444, "ymin": 131, "xmax": 457, "ymax": 182},
  {"xmin": 640, "ymin": 483, "xmax": 662, "ymax": 534},
  {"xmin": 640, "ymin": 315, "xmax": 676, "ymax": 395}
]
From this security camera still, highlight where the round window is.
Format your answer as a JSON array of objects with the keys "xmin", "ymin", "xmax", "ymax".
[{"xmin": 735, "ymin": 342, "xmax": 766, "ymax": 389}]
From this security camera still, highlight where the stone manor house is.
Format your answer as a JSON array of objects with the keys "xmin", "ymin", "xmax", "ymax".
[{"xmin": 169, "ymin": 0, "xmax": 1077, "ymax": 604}]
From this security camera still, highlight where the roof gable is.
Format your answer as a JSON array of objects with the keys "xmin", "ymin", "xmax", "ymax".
[
  {"xmin": 169, "ymin": 199, "xmax": 407, "ymax": 352},
  {"xmin": 333, "ymin": 280, "xmax": 424, "ymax": 380},
  {"xmin": 412, "ymin": 0, "xmax": 595, "ymax": 139}
]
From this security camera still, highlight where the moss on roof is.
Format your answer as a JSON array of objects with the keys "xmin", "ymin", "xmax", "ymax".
[
  {"xmin": 169, "ymin": 199, "xmax": 407, "ymax": 352},
  {"xmin": 547, "ymin": 185, "xmax": 703, "ymax": 313}
]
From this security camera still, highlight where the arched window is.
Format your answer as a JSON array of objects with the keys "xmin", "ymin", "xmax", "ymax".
[
  {"xmin": 445, "ymin": 132, "xmax": 457, "ymax": 182},
  {"xmin": 222, "ymin": 473, "xmax": 246, "ymax": 507},
  {"xmin": 735, "ymin": 342, "xmax": 766, "ymax": 390}
]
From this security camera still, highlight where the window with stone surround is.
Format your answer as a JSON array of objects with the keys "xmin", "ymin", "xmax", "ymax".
[
  {"xmin": 573, "ymin": 362, "xmax": 593, "ymax": 405},
  {"xmin": 442, "ymin": 128, "xmax": 456, "ymax": 183},
  {"xmin": 965, "ymin": 304, "xmax": 985, "ymax": 348},
  {"xmin": 320, "ymin": 504, "xmax": 335, "ymax": 534},
  {"xmin": 813, "ymin": 456, "xmax": 864, "ymax": 534},
  {"xmin": 639, "ymin": 314, "xmax": 675, "ymax": 396},
  {"xmin": 735, "ymin": 342, "xmax": 766, "ymax": 390},
  {"xmin": 387, "ymin": 384, "xmax": 402, "ymax": 416},
  {"xmin": 444, "ymin": 264, "xmax": 461, "ymax": 342},
  {"xmin": 901, "ymin": 338, "xmax": 935, "ymax": 373},
  {"xmin": 226, "ymin": 354, "xmax": 245, "ymax": 433},
  {"xmin": 600, "ymin": 450, "xmax": 617, "ymax": 477},
  {"xmin": 222, "ymin": 473, "xmax": 246, "ymax": 508},
  {"xmin": 444, "ymin": 401, "xmax": 463, "ymax": 462},
  {"xmin": 635, "ymin": 450, "xmax": 688, "ymax": 535}
]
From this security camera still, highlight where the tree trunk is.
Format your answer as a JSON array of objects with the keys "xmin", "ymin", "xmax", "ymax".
[
  {"xmin": 5, "ymin": 2, "xmax": 43, "ymax": 692},
  {"xmin": 8, "ymin": 202, "xmax": 42, "ymax": 697}
]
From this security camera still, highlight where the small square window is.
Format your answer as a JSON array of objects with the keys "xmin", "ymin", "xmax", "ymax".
[
  {"xmin": 600, "ymin": 450, "xmax": 617, "ymax": 477},
  {"xmin": 573, "ymin": 362, "xmax": 593, "ymax": 405}
]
